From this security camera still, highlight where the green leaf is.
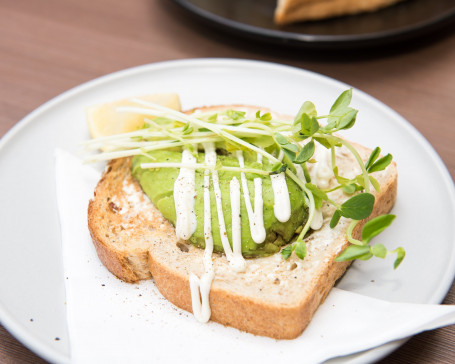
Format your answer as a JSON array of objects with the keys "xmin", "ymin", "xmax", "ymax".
[
  {"xmin": 294, "ymin": 241, "xmax": 307, "ymax": 260},
  {"xmin": 368, "ymin": 154, "xmax": 393, "ymax": 173},
  {"xmin": 313, "ymin": 195, "xmax": 323, "ymax": 210},
  {"xmin": 365, "ymin": 147, "xmax": 381, "ymax": 170},
  {"xmin": 260, "ymin": 112, "xmax": 272, "ymax": 121},
  {"xmin": 281, "ymin": 245, "xmax": 294, "ymax": 260},
  {"xmin": 361, "ymin": 214, "xmax": 396, "ymax": 243},
  {"xmin": 294, "ymin": 101, "xmax": 317, "ymax": 125},
  {"xmin": 294, "ymin": 141, "xmax": 315, "ymax": 164},
  {"xmin": 271, "ymin": 162, "xmax": 283, "ymax": 172},
  {"xmin": 394, "ymin": 247, "xmax": 406, "ymax": 269},
  {"xmin": 226, "ymin": 110, "xmax": 246, "ymax": 120},
  {"xmin": 335, "ymin": 245, "xmax": 371, "ymax": 262},
  {"xmin": 342, "ymin": 184, "xmax": 356, "ymax": 194},
  {"xmin": 305, "ymin": 183, "xmax": 328, "ymax": 201},
  {"xmin": 371, "ymin": 244, "xmax": 387, "ymax": 259},
  {"xmin": 337, "ymin": 108, "xmax": 358, "ymax": 130},
  {"xmin": 282, "ymin": 148, "xmax": 296, "ymax": 164},
  {"xmin": 340, "ymin": 193, "xmax": 375, "ymax": 220},
  {"xmin": 322, "ymin": 120, "xmax": 337, "ymax": 132},
  {"xmin": 345, "ymin": 184, "xmax": 364, "ymax": 194},
  {"xmin": 256, "ymin": 111, "xmax": 272, "ymax": 121},
  {"xmin": 182, "ymin": 123, "xmax": 193, "ymax": 135},
  {"xmin": 314, "ymin": 137, "xmax": 332, "ymax": 149},
  {"xmin": 301, "ymin": 114, "xmax": 319, "ymax": 136},
  {"xmin": 330, "ymin": 89, "xmax": 352, "ymax": 113},
  {"xmin": 274, "ymin": 133, "xmax": 289, "ymax": 145},
  {"xmin": 356, "ymin": 252, "xmax": 374, "ymax": 260},
  {"xmin": 282, "ymin": 143, "xmax": 299, "ymax": 153},
  {"xmin": 355, "ymin": 174, "xmax": 367, "ymax": 189},
  {"xmin": 330, "ymin": 210, "xmax": 342, "ymax": 228}
]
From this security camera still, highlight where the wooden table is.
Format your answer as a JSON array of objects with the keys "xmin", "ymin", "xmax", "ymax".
[{"xmin": 1, "ymin": 0, "xmax": 454, "ymax": 362}]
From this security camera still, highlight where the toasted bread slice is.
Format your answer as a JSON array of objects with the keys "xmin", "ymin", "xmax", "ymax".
[
  {"xmin": 88, "ymin": 105, "xmax": 397, "ymax": 339},
  {"xmin": 274, "ymin": 0, "xmax": 405, "ymax": 25}
]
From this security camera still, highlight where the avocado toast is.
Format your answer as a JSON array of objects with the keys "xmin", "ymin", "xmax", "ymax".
[{"xmin": 86, "ymin": 93, "xmax": 400, "ymax": 339}]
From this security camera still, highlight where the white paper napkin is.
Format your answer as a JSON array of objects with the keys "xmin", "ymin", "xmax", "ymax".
[{"xmin": 55, "ymin": 149, "xmax": 455, "ymax": 364}]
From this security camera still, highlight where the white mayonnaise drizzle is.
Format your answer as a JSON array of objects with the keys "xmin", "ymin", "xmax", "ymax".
[
  {"xmin": 310, "ymin": 144, "xmax": 333, "ymax": 189},
  {"xmin": 294, "ymin": 163, "xmax": 323, "ymax": 230},
  {"xmin": 310, "ymin": 208, "xmax": 324, "ymax": 230},
  {"xmin": 188, "ymin": 143, "xmax": 215, "ymax": 323},
  {"xmin": 189, "ymin": 271, "xmax": 214, "ymax": 323},
  {"xmin": 229, "ymin": 177, "xmax": 245, "ymax": 270},
  {"xmin": 203, "ymin": 143, "xmax": 245, "ymax": 272},
  {"xmin": 188, "ymin": 143, "xmax": 248, "ymax": 323},
  {"xmin": 202, "ymin": 143, "xmax": 216, "ymax": 271},
  {"xmin": 270, "ymin": 149, "xmax": 291, "ymax": 223},
  {"xmin": 270, "ymin": 173, "xmax": 291, "ymax": 223},
  {"xmin": 236, "ymin": 150, "xmax": 266, "ymax": 244},
  {"xmin": 174, "ymin": 148, "xmax": 197, "ymax": 240}
]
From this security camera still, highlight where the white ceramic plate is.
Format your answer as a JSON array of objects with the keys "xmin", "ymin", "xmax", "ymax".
[{"xmin": 0, "ymin": 59, "xmax": 454, "ymax": 363}]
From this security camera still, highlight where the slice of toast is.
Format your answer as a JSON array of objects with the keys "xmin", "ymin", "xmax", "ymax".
[
  {"xmin": 274, "ymin": 0, "xmax": 405, "ymax": 25},
  {"xmin": 88, "ymin": 106, "xmax": 397, "ymax": 339}
]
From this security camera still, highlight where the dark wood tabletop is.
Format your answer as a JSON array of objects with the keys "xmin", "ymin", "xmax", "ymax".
[{"xmin": 1, "ymin": 0, "xmax": 454, "ymax": 362}]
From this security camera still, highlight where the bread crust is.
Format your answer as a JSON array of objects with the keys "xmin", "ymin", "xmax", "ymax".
[
  {"xmin": 88, "ymin": 158, "xmax": 154, "ymax": 283},
  {"xmin": 87, "ymin": 105, "xmax": 398, "ymax": 339}
]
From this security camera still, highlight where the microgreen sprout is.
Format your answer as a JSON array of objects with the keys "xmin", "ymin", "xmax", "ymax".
[
  {"xmin": 335, "ymin": 215, "xmax": 405, "ymax": 269},
  {"xmin": 84, "ymin": 89, "xmax": 405, "ymax": 268}
]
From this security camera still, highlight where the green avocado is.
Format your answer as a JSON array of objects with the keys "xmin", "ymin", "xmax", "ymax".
[{"xmin": 131, "ymin": 149, "xmax": 308, "ymax": 257}]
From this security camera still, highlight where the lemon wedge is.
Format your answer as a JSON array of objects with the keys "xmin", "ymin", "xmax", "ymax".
[{"xmin": 86, "ymin": 93, "xmax": 181, "ymax": 139}]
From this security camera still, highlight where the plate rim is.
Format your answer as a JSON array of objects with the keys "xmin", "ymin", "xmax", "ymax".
[
  {"xmin": 1, "ymin": 58, "xmax": 455, "ymax": 363},
  {"xmin": 171, "ymin": 0, "xmax": 455, "ymax": 48}
]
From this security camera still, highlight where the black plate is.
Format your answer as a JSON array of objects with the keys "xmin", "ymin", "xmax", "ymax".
[{"xmin": 171, "ymin": 0, "xmax": 455, "ymax": 49}]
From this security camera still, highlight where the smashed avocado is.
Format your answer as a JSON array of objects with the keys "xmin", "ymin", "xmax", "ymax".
[{"xmin": 131, "ymin": 149, "xmax": 308, "ymax": 257}]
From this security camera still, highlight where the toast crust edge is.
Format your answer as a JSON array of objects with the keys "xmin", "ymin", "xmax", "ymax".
[{"xmin": 88, "ymin": 158, "xmax": 152, "ymax": 283}]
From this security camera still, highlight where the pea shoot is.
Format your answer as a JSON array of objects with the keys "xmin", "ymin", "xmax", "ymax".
[{"xmin": 82, "ymin": 89, "xmax": 405, "ymax": 268}]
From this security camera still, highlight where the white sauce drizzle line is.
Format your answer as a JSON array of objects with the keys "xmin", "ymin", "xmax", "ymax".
[
  {"xmin": 204, "ymin": 143, "xmax": 245, "ymax": 271},
  {"xmin": 270, "ymin": 173, "xmax": 291, "ymax": 223},
  {"xmin": 189, "ymin": 143, "xmax": 247, "ymax": 323},
  {"xmin": 270, "ymin": 149, "xmax": 291, "ymax": 222},
  {"xmin": 188, "ymin": 143, "xmax": 215, "ymax": 323},
  {"xmin": 311, "ymin": 144, "xmax": 333, "ymax": 190},
  {"xmin": 202, "ymin": 143, "xmax": 215, "ymax": 272},
  {"xmin": 174, "ymin": 148, "xmax": 197, "ymax": 240},
  {"xmin": 236, "ymin": 151, "xmax": 266, "ymax": 244},
  {"xmin": 189, "ymin": 271, "xmax": 214, "ymax": 323},
  {"xmin": 211, "ymin": 150, "xmax": 246, "ymax": 272},
  {"xmin": 229, "ymin": 177, "xmax": 244, "ymax": 269}
]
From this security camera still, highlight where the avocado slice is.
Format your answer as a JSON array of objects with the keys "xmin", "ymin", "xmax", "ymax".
[{"xmin": 131, "ymin": 149, "xmax": 308, "ymax": 257}]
